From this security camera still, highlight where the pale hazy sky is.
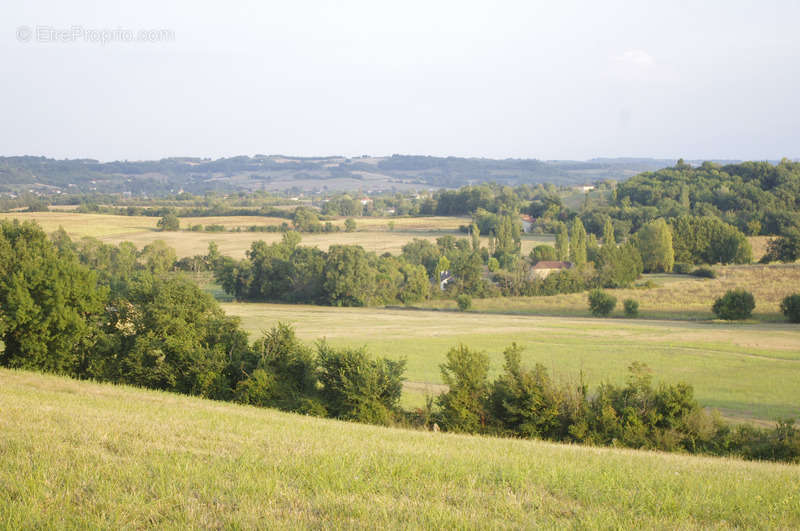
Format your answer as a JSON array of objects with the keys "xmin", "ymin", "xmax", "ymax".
[{"xmin": 2, "ymin": 1, "xmax": 799, "ymax": 161}]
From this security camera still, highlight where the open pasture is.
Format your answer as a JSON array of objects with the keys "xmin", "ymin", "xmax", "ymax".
[
  {"xmin": 2, "ymin": 369, "xmax": 798, "ymax": 529},
  {"xmin": 421, "ymin": 264, "xmax": 800, "ymax": 322},
  {"xmin": 221, "ymin": 303, "xmax": 800, "ymax": 424}
]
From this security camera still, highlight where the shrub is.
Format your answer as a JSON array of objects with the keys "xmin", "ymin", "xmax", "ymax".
[
  {"xmin": 673, "ymin": 262, "xmax": 693, "ymax": 275},
  {"xmin": 780, "ymin": 294, "xmax": 800, "ymax": 323},
  {"xmin": 690, "ymin": 267, "xmax": 716, "ymax": 279},
  {"xmin": 487, "ymin": 257, "xmax": 499, "ymax": 272},
  {"xmin": 437, "ymin": 344, "xmax": 490, "ymax": 433},
  {"xmin": 316, "ymin": 343, "xmax": 406, "ymax": 425},
  {"xmin": 588, "ymin": 289, "xmax": 616, "ymax": 317},
  {"xmin": 456, "ymin": 294, "xmax": 472, "ymax": 311},
  {"xmin": 623, "ymin": 299, "xmax": 639, "ymax": 317},
  {"xmin": 344, "ymin": 218, "xmax": 357, "ymax": 232},
  {"xmin": 712, "ymin": 289, "xmax": 755, "ymax": 320},
  {"xmin": 156, "ymin": 213, "xmax": 180, "ymax": 231}
]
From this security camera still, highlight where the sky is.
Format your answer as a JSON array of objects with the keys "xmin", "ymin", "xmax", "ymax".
[{"xmin": 2, "ymin": 1, "xmax": 799, "ymax": 162}]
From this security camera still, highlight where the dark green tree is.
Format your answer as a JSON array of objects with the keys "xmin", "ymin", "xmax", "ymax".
[
  {"xmin": 437, "ymin": 344, "xmax": 490, "ymax": 432},
  {"xmin": 322, "ymin": 245, "xmax": 376, "ymax": 306},
  {"xmin": 0, "ymin": 221, "xmax": 106, "ymax": 376},
  {"xmin": 712, "ymin": 289, "xmax": 755, "ymax": 320},
  {"xmin": 555, "ymin": 222, "xmax": 569, "ymax": 261},
  {"xmin": 156, "ymin": 212, "xmax": 180, "ymax": 231}
]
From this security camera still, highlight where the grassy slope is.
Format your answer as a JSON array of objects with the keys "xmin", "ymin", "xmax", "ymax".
[
  {"xmin": 1, "ymin": 369, "xmax": 798, "ymax": 529},
  {"xmin": 221, "ymin": 304, "xmax": 800, "ymax": 423}
]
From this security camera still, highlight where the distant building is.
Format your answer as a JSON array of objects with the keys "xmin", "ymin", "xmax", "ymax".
[
  {"xmin": 580, "ymin": 185, "xmax": 595, "ymax": 192},
  {"xmin": 530, "ymin": 261, "xmax": 572, "ymax": 279},
  {"xmin": 439, "ymin": 270, "xmax": 453, "ymax": 290},
  {"xmin": 520, "ymin": 214, "xmax": 535, "ymax": 233}
]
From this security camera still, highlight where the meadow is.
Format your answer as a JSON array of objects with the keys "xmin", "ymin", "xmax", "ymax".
[
  {"xmin": 221, "ymin": 303, "xmax": 800, "ymax": 424},
  {"xmin": 420, "ymin": 264, "xmax": 800, "ymax": 322},
  {"xmin": 2, "ymin": 369, "xmax": 799, "ymax": 529}
]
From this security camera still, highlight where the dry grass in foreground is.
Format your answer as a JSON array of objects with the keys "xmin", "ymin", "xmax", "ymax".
[{"xmin": 1, "ymin": 369, "xmax": 799, "ymax": 529}]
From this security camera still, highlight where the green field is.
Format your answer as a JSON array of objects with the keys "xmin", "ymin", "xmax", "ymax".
[
  {"xmin": 221, "ymin": 303, "xmax": 800, "ymax": 424},
  {"xmin": 2, "ymin": 369, "xmax": 798, "ymax": 528}
]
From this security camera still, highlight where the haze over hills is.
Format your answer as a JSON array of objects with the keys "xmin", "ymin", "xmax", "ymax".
[{"xmin": 0, "ymin": 154, "xmax": 748, "ymax": 196}]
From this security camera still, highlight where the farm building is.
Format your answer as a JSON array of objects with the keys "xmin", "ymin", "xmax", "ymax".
[{"xmin": 529, "ymin": 260, "xmax": 572, "ymax": 278}]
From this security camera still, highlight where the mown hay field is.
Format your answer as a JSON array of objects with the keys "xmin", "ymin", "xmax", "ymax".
[
  {"xmin": 2, "ymin": 369, "xmax": 798, "ymax": 529},
  {"xmin": 220, "ymin": 303, "xmax": 800, "ymax": 424},
  {"xmin": 0, "ymin": 211, "xmax": 552, "ymax": 258}
]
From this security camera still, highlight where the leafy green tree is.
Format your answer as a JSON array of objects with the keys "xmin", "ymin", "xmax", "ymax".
[
  {"xmin": 488, "ymin": 344, "xmax": 579, "ymax": 439},
  {"xmin": 470, "ymin": 223, "xmax": 481, "ymax": 251},
  {"xmin": 596, "ymin": 243, "xmax": 643, "ymax": 288},
  {"xmin": 156, "ymin": 212, "xmax": 180, "ymax": 231},
  {"xmin": 623, "ymin": 299, "xmax": 639, "ymax": 317},
  {"xmin": 235, "ymin": 323, "xmax": 322, "ymax": 413},
  {"xmin": 670, "ymin": 216, "xmax": 752, "ymax": 265},
  {"xmin": 139, "ymin": 240, "xmax": 177, "ymax": 275},
  {"xmin": 635, "ymin": 219, "xmax": 674, "ymax": 272},
  {"xmin": 712, "ymin": 289, "xmax": 755, "ymax": 320},
  {"xmin": 456, "ymin": 293, "xmax": 472, "ymax": 311},
  {"xmin": 780, "ymin": 294, "xmax": 800, "ymax": 323},
  {"xmin": 530, "ymin": 244, "xmax": 557, "ymax": 264},
  {"xmin": 322, "ymin": 245, "xmax": 376, "ymax": 306},
  {"xmin": 451, "ymin": 251, "xmax": 485, "ymax": 296},
  {"xmin": 437, "ymin": 344, "xmax": 490, "ymax": 432},
  {"xmin": 761, "ymin": 229, "xmax": 800, "ymax": 263},
  {"xmin": 588, "ymin": 289, "xmax": 617, "ymax": 317},
  {"xmin": 317, "ymin": 342, "xmax": 406, "ymax": 425},
  {"xmin": 398, "ymin": 263, "xmax": 430, "ymax": 304},
  {"xmin": 105, "ymin": 273, "xmax": 248, "ymax": 398},
  {"xmin": 603, "ymin": 218, "xmax": 616, "ymax": 246},
  {"xmin": 555, "ymin": 222, "xmax": 569, "ymax": 261},
  {"xmin": 292, "ymin": 207, "xmax": 322, "ymax": 232},
  {"xmin": 0, "ymin": 221, "xmax": 106, "ymax": 376},
  {"xmin": 344, "ymin": 218, "xmax": 357, "ymax": 232},
  {"xmin": 570, "ymin": 218, "xmax": 587, "ymax": 266},
  {"xmin": 401, "ymin": 238, "xmax": 441, "ymax": 278}
]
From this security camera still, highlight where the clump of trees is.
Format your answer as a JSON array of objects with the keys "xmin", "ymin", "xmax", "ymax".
[
  {"xmin": 0, "ymin": 220, "xmax": 408, "ymax": 425},
  {"xmin": 214, "ymin": 234, "xmax": 431, "ymax": 306},
  {"xmin": 433, "ymin": 344, "xmax": 799, "ymax": 462}
]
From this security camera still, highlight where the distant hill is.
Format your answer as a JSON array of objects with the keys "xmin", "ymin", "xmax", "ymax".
[{"xmin": 0, "ymin": 154, "xmax": 709, "ymax": 196}]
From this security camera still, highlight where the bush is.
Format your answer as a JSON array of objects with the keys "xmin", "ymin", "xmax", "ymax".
[
  {"xmin": 588, "ymin": 289, "xmax": 616, "ymax": 317},
  {"xmin": 437, "ymin": 344, "xmax": 490, "ymax": 433},
  {"xmin": 673, "ymin": 262, "xmax": 693, "ymax": 275},
  {"xmin": 316, "ymin": 343, "xmax": 406, "ymax": 425},
  {"xmin": 712, "ymin": 289, "xmax": 755, "ymax": 320},
  {"xmin": 344, "ymin": 218, "xmax": 357, "ymax": 232},
  {"xmin": 623, "ymin": 299, "xmax": 639, "ymax": 317},
  {"xmin": 456, "ymin": 294, "xmax": 472, "ymax": 311},
  {"xmin": 690, "ymin": 267, "xmax": 716, "ymax": 279},
  {"xmin": 780, "ymin": 294, "xmax": 800, "ymax": 323}
]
